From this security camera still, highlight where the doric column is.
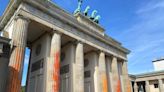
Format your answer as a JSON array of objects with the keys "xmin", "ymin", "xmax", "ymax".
[
  {"xmin": 158, "ymin": 79, "xmax": 164, "ymax": 92},
  {"xmin": 73, "ymin": 41, "xmax": 84, "ymax": 92},
  {"xmin": 93, "ymin": 51, "xmax": 101, "ymax": 92},
  {"xmin": 145, "ymin": 81, "xmax": 150, "ymax": 92},
  {"xmin": 93, "ymin": 52, "xmax": 100, "ymax": 92},
  {"xmin": 134, "ymin": 82, "xmax": 138, "ymax": 92},
  {"xmin": 122, "ymin": 61, "xmax": 132, "ymax": 92},
  {"xmin": 111, "ymin": 56, "xmax": 121, "ymax": 92},
  {"xmin": 98, "ymin": 52, "xmax": 108, "ymax": 92},
  {"xmin": 7, "ymin": 15, "xmax": 30, "ymax": 92},
  {"xmin": 46, "ymin": 32, "xmax": 61, "ymax": 92}
]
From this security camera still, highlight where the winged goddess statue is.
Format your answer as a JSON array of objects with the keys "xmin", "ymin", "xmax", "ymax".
[{"xmin": 74, "ymin": 0, "xmax": 83, "ymax": 14}]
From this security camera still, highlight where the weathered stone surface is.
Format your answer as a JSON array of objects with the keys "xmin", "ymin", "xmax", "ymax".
[
  {"xmin": 7, "ymin": 15, "xmax": 29, "ymax": 92},
  {"xmin": 0, "ymin": 0, "xmax": 131, "ymax": 92}
]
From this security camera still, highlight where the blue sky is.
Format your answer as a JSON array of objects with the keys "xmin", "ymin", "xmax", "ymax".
[{"xmin": 0, "ymin": 0, "xmax": 164, "ymax": 86}]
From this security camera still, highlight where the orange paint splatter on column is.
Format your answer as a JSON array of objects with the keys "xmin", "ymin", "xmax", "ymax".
[
  {"xmin": 7, "ymin": 47, "xmax": 24, "ymax": 92},
  {"xmin": 53, "ymin": 51, "xmax": 60, "ymax": 92},
  {"xmin": 127, "ymin": 81, "xmax": 132, "ymax": 92},
  {"xmin": 116, "ymin": 80, "xmax": 121, "ymax": 92},
  {"xmin": 102, "ymin": 74, "xmax": 108, "ymax": 92}
]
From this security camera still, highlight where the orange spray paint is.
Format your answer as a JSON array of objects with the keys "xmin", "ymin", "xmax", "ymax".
[
  {"xmin": 53, "ymin": 51, "xmax": 60, "ymax": 92},
  {"xmin": 102, "ymin": 74, "xmax": 108, "ymax": 92},
  {"xmin": 7, "ymin": 47, "xmax": 24, "ymax": 92},
  {"xmin": 116, "ymin": 80, "xmax": 121, "ymax": 92},
  {"xmin": 127, "ymin": 81, "xmax": 132, "ymax": 92}
]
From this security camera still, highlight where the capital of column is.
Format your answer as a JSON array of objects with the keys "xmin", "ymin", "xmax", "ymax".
[
  {"xmin": 50, "ymin": 31, "xmax": 61, "ymax": 54},
  {"xmin": 98, "ymin": 51, "xmax": 105, "ymax": 65},
  {"xmin": 111, "ymin": 55, "xmax": 118, "ymax": 64},
  {"xmin": 75, "ymin": 40, "xmax": 84, "ymax": 53},
  {"xmin": 15, "ymin": 15, "xmax": 30, "ymax": 23},
  {"xmin": 111, "ymin": 55, "xmax": 117, "ymax": 59},
  {"xmin": 99, "ymin": 50, "xmax": 105, "ymax": 54},
  {"xmin": 122, "ymin": 61, "xmax": 128, "ymax": 74},
  {"xmin": 52, "ymin": 30, "xmax": 63, "ymax": 35},
  {"xmin": 72, "ymin": 40, "xmax": 84, "ymax": 46},
  {"xmin": 111, "ymin": 55, "xmax": 118, "ymax": 65},
  {"xmin": 145, "ymin": 80, "xmax": 149, "ymax": 85},
  {"xmin": 51, "ymin": 31, "xmax": 62, "ymax": 38},
  {"xmin": 96, "ymin": 49, "xmax": 106, "ymax": 54},
  {"xmin": 12, "ymin": 14, "xmax": 30, "ymax": 48}
]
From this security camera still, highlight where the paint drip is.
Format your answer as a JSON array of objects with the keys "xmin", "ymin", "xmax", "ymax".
[{"xmin": 53, "ymin": 52, "xmax": 60, "ymax": 92}]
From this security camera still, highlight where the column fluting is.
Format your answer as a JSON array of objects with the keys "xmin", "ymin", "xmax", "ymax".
[
  {"xmin": 98, "ymin": 52, "xmax": 108, "ymax": 92},
  {"xmin": 7, "ymin": 15, "xmax": 30, "ymax": 92},
  {"xmin": 73, "ymin": 41, "xmax": 84, "ymax": 92},
  {"xmin": 46, "ymin": 32, "xmax": 61, "ymax": 92},
  {"xmin": 111, "ymin": 56, "xmax": 121, "ymax": 92}
]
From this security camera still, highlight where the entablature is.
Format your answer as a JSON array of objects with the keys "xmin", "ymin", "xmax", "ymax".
[{"xmin": 0, "ymin": 0, "xmax": 130, "ymax": 60}]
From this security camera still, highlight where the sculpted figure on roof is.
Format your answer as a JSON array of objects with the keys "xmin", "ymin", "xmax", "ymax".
[{"xmin": 74, "ymin": 0, "xmax": 83, "ymax": 14}]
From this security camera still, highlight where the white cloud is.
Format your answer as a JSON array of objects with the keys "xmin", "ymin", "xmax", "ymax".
[
  {"xmin": 119, "ymin": 0, "xmax": 164, "ymax": 74},
  {"xmin": 137, "ymin": 0, "xmax": 164, "ymax": 14}
]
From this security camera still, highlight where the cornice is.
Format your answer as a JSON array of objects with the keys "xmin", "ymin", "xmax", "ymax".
[
  {"xmin": 0, "ymin": 0, "xmax": 22, "ymax": 30},
  {"xmin": 132, "ymin": 70, "xmax": 164, "ymax": 78}
]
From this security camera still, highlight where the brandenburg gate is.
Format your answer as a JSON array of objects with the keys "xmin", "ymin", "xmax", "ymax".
[{"xmin": 0, "ymin": 0, "xmax": 132, "ymax": 92}]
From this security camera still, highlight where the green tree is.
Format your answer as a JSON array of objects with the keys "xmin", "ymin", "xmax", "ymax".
[{"xmin": 21, "ymin": 86, "xmax": 25, "ymax": 92}]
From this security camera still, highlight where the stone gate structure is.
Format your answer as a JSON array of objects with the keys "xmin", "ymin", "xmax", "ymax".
[{"xmin": 0, "ymin": 0, "xmax": 132, "ymax": 92}]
